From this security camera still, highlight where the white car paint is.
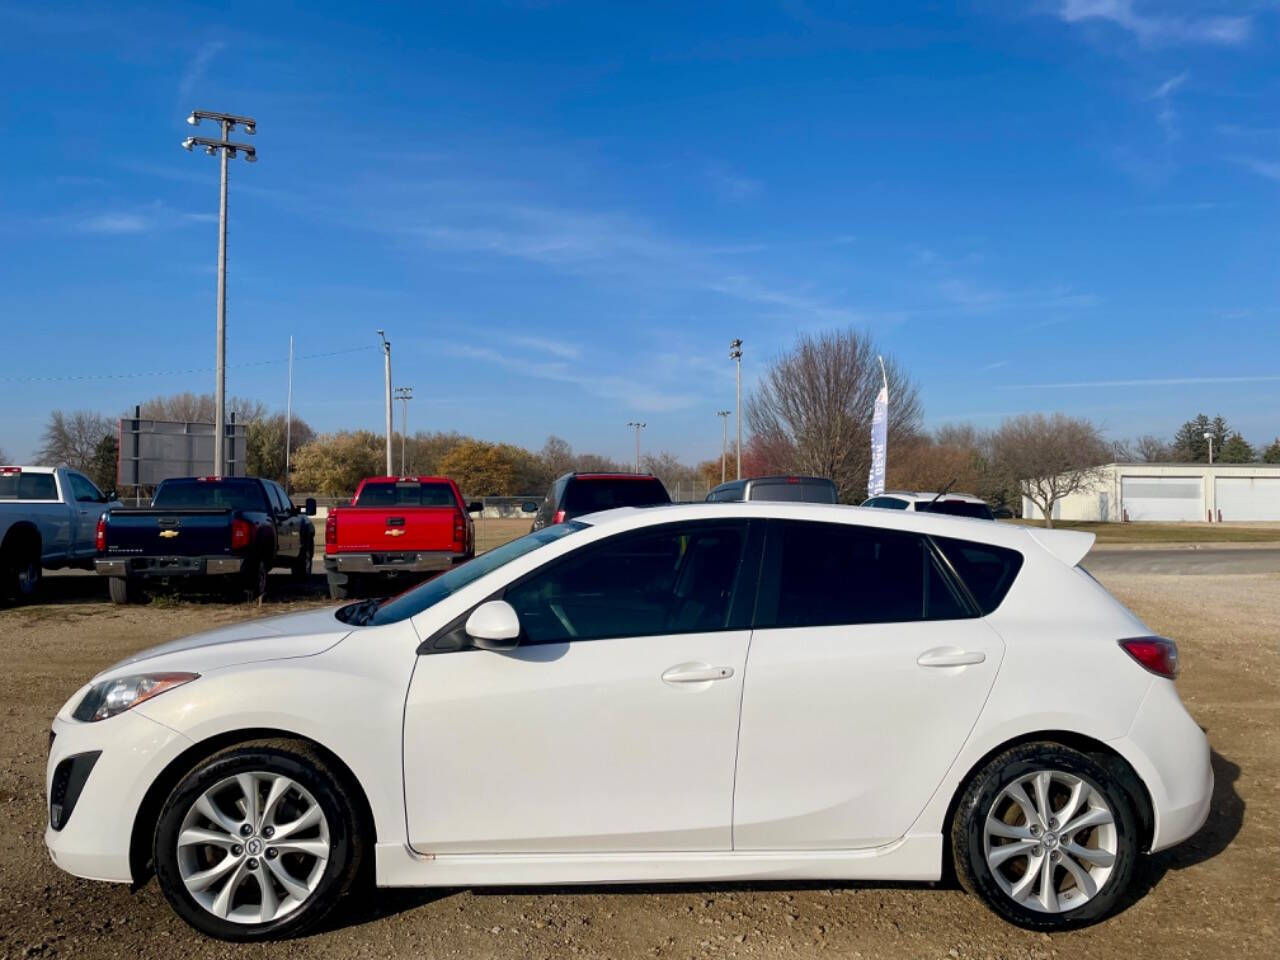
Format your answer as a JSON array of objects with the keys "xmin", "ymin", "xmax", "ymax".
[{"xmin": 46, "ymin": 502, "xmax": 1211, "ymax": 900}]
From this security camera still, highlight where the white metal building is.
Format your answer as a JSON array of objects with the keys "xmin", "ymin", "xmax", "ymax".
[{"xmin": 1022, "ymin": 462, "xmax": 1280, "ymax": 523}]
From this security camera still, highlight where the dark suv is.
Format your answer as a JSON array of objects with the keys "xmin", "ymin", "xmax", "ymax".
[
  {"xmin": 531, "ymin": 473, "xmax": 671, "ymax": 531},
  {"xmin": 707, "ymin": 475, "xmax": 839, "ymax": 503}
]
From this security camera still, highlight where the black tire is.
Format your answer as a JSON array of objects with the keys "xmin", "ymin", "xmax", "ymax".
[
  {"xmin": 107, "ymin": 576, "xmax": 134, "ymax": 605},
  {"xmin": 2, "ymin": 541, "xmax": 41, "ymax": 604},
  {"xmin": 152, "ymin": 738, "xmax": 366, "ymax": 942},
  {"xmin": 326, "ymin": 572, "xmax": 353, "ymax": 600},
  {"xmin": 951, "ymin": 741, "xmax": 1139, "ymax": 931},
  {"xmin": 242, "ymin": 557, "xmax": 268, "ymax": 602},
  {"xmin": 292, "ymin": 539, "xmax": 314, "ymax": 580}
]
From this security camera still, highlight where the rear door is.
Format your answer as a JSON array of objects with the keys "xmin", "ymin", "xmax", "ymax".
[
  {"xmin": 266, "ymin": 482, "xmax": 300, "ymax": 559},
  {"xmin": 732, "ymin": 519, "xmax": 1005, "ymax": 850},
  {"xmin": 66, "ymin": 472, "xmax": 107, "ymax": 559}
]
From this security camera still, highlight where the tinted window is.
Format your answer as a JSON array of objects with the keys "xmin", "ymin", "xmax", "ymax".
[
  {"xmin": 864, "ymin": 496, "xmax": 909, "ymax": 510},
  {"xmin": 915, "ymin": 500, "xmax": 995, "ymax": 521},
  {"xmin": 369, "ymin": 522, "xmax": 585, "ymax": 625},
  {"xmin": 748, "ymin": 481, "xmax": 803, "ymax": 502},
  {"xmin": 933, "ymin": 536, "xmax": 1024, "ymax": 614},
  {"xmin": 562, "ymin": 477, "xmax": 670, "ymax": 515},
  {"xmin": 356, "ymin": 481, "xmax": 457, "ymax": 507},
  {"xmin": 0, "ymin": 473, "xmax": 58, "ymax": 500},
  {"xmin": 756, "ymin": 520, "xmax": 968, "ymax": 628},
  {"xmin": 152, "ymin": 479, "xmax": 267, "ymax": 511},
  {"xmin": 504, "ymin": 521, "xmax": 748, "ymax": 643},
  {"xmin": 68, "ymin": 473, "xmax": 103, "ymax": 503},
  {"xmin": 266, "ymin": 483, "xmax": 289, "ymax": 512},
  {"xmin": 707, "ymin": 482, "xmax": 744, "ymax": 502}
]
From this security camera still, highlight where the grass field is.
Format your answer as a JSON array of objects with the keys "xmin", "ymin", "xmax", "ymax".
[
  {"xmin": 1008, "ymin": 519, "xmax": 1280, "ymax": 544},
  {"xmin": 474, "ymin": 516, "xmax": 535, "ymax": 553}
]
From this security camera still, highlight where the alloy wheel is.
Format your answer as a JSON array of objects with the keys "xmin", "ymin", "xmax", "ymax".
[
  {"xmin": 176, "ymin": 772, "xmax": 331, "ymax": 924},
  {"xmin": 983, "ymin": 769, "xmax": 1118, "ymax": 914}
]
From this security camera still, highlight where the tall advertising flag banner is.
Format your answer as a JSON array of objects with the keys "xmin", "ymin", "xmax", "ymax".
[{"xmin": 868, "ymin": 363, "xmax": 889, "ymax": 497}]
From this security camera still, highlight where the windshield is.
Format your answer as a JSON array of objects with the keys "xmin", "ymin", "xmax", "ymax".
[
  {"xmin": 366, "ymin": 521, "xmax": 586, "ymax": 625},
  {"xmin": 915, "ymin": 500, "xmax": 995, "ymax": 520},
  {"xmin": 152, "ymin": 479, "xmax": 267, "ymax": 511}
]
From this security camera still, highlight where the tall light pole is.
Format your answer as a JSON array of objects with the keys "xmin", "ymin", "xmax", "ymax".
[
  {"xmin": 729, "ymin": 339, "xmax": 743, "ymax": 479},
  {"xmin": 627, "ymin": 421, "xmax": 646, "ymax": 473},
  {"xmin": 378, "ymin": 330, "xmax": 393, "ymax": 474},
  {"xmin": 395, "ymin": 386, "xmax": 413, "ymax": 474},
  {"xmin": 183, "ymin": 109, "xmax": 257, "ymax": 476},
  {"xmin": 717, "ymin": 410, "xmax": 731, "ymax": 483},
  {"xmin": 1204, "ymin": 431, "xmax": 1215, "ymax": 465},
  {"xmin": 285, "ymin": 336, "xmax": 294, "ymax": 492}
]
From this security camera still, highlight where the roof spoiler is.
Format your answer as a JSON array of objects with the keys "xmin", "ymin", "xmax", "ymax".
[{"xmin": 1027, "ymin": 528, "xmax": 1095, "ymax": 567}]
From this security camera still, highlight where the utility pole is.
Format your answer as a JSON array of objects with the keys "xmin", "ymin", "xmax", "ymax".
[
  {"xmin": 285, "ymin": 336, "xmax": 294, "ymax": 492},
  {"xmin": 729, "ymin": 339, "xmax": 743, "ymax": 479},
  {"xmin": 395, "ymin": 386, "xmax": 413, "ymax": 474},
  {"xmin": 183, "ymin": 109, "xmax": 257, "ymax": 476},
  {"xmin": 627, "ymin": 421, "xmax": 646, "ymax": 473},
  {"xmin": 717, "ymin": 410, "xmax": 731, "ymax": 483},
  {"xmin": 378, "ymin": 330, "xmax": 392, "ymax": 474}
]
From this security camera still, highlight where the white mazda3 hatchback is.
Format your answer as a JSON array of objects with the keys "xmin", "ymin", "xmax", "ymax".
[{"xmin": 45, "ymin": 503, "xmax": 1212, "ymax": 940}]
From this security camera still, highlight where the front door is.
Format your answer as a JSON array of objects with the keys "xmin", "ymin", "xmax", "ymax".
[
  {"xmin": 732, "ymin": 519, "xmax": 1005, "ymax": 850},
  {"xmin": 403, "ymin": 519, "xmax": 757, "ymax": 854}
]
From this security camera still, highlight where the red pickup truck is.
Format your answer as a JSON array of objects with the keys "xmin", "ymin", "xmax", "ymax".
[{"xmin": 323, "ymin": 476, "xmax": 479, "ymax": 599}]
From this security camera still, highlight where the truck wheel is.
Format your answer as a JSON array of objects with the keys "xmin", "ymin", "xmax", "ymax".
[
  {"xmin": 292, "ymin": 541, "xmax": 314, "ymax": 580},
  {"xmin": 326, "ymin": 572, "xmax": 353, "ymax": 601},
  {"xmin": 242, "ymin": 558, "xmax": 268, "ymax": 602},
  {"xmin": 108, "ymin": 576, "xmax": 135, "ymax": 605},
  {"xmin": 2, "ymin": 538, "xmax": 41, "ymax": 605}
]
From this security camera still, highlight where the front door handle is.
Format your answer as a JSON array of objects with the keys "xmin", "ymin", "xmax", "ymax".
[
  {"xmin": 661, "ymin": 663, "xmax": 735, "ymax": 684},
  {"xmin": 917, "ymin": 647, "xmax": 986, "ymax": 668}
]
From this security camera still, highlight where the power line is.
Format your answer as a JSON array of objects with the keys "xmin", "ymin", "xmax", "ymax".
[{"xmin": 0, "ymin": 345, "xmax": 377, "ymax": 384}]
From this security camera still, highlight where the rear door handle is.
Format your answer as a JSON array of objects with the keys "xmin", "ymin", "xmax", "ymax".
[
  {"xmin": 661, "ymin": 663, "xmax": 735, "ymax": 684},
  {"xmin": 917, "ymin": 647, "xmax": 986, "ymax": 668}
]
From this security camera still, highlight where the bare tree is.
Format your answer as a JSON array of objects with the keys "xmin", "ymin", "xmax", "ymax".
[
  {"xmin": 36, "ymin": 410, "xmax": 114, "ymax": 472},
  {"xmin": 746, "ymin": 328, "xmax": 921, "ymax": 502},
  {"xmin": 136, "ymin": 393, "xmax": 266, "ymax": 424},
  {"xmin": 990, "ymin": 413, "xmax": 1110, "ymax": 528},
  {"xmin": 0, "ymin": 446, "xmax": 9, "ymax": 464}
]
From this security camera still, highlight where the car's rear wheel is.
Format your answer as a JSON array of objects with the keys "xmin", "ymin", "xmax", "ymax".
[
  {"xmin": 242, "ymin": 558, "xmax": 268, "ymax": 602},
  {"xmin": 292, "ymin": 541, "xmax": 313, "ymax": 580},
  {"xmin": 107, "ymin": 575, "xmax": 135, "ymax": 605},
  {"xmin": 951, "ymin": 742, "xmax": 1138, "ymax": 930},
  {"xmin": 326, "ymin": 572, "xmax": 354, "ymax": 600},
  {"xmin": 153, "ymin": 739, "xmax": 364, "ymax": 941},
  {"xmin": 1, "ymin": 539, "xmax": 41, "ymax": 604}
]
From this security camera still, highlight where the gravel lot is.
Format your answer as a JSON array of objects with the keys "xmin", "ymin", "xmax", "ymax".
[{"xmin": 1, "ymin": 566, "xmax": 1275, "ymax": 959}]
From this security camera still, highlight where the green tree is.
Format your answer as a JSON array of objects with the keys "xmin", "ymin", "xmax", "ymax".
[
  {"xmin": 438, "ymin": 440, "xmax": 521, "ymax": 496},
  {"xmin": 1172, "ymin": 413, "xmax": 1230, "ymax": 462},
  {"xmin": 290, "ymin": 431, "xmax": 384, "ymax": 496},
  {"xmin": 245, "ymin": 414, "xmax": 314, "ymax": 485},
  {"xmin": 403, "ymin": 431, "xmax": 472, "ymax": 475},
  {"xmin": 1263, "ymin": 439, "xmax": 1280, "ymax": 464},
  {"xmin": 1218, "ymin": 432, "xmax": 1255, "ymax": 464},
  {"xmin": 88, "ymin": 433, "xmax": 118, "ymax": 492}
]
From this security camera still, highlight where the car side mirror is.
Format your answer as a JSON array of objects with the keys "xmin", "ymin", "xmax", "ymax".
[
  {"xmin": 465, "ymin": 600, "xmax": 521, "ymax": 652},
  {"xmin": 521, "ymin": 501, "xmax": 538, "ymax": 513},
  {"xmin": 467, "ymin": 501, "xmax": 483, "ymax": 514},
  {"xmin": 103, "ymin": 490, "xmax": 117, "ymax": 503},
  {"xmin": 304, "ymin": 497, "xmax": 318, "ymax": 516}
]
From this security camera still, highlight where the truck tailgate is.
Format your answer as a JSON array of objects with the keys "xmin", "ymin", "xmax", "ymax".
[
  {"xmin": 328, "ymin": 507, "xmax": 458, "ymax": 553},
  {"xmin": 103, "ymin": 508, "xmax": 235, "ymax": 558}
]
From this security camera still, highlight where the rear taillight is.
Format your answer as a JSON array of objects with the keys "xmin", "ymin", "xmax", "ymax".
[
  {"xmin": 95, "ymin": 515, "xmax": 106, "ymax": 553},
  {"xmin": 231, "ymin": 518, "xmax": 253, "ymax": 551},
  {"xmin": 552, "ymin": 509, "xmax": 566, "ymax": 525},
  {"xmin": 1119, "ymin": 637, "xmax": 1179, "ymax": 679},
  {"xmin": 325, "ymin": 513, "xmax": 337, "ymax": 545},
  {"xmin": 453, "ymin": 509, "xmax": 466, "ymax": 546}
]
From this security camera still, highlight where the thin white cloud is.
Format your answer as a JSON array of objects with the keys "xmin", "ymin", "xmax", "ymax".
[
  {"xmin": 178, "ymin": 41, "xmax": 226, "ymax": 100},
  {"xmin": 77, "ymin": 213, "xmax": 150, "ymax": 234},
  {"xmin": 510, "ymin": 335, "xmax": 583, "ymax": 360},
  {"xmin": 706, "ymin": 165, "xmax": 763, "ymax": 202},
  {"xmin": 1005, "ymin": 374, "xmax": 1280, "ymax": 389},
  {"xmin": 1150, "ymin": 71, "xmax": 1187, "ymax": 141},
  {"xmin": 1233, "ymin": 156, "xmax": 1280, "ymax": 182},
  {"xmin": 1057, "ymin": 1, "xmax": 1251, "ymax": 46},
  {"xmin": 938, "ymin": 278, "xmax": 1099, "ymax": 312}
]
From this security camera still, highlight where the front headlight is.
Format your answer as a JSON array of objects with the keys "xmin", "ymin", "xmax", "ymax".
[{"xmin": 72, "ymin": 672, "xmax": 199, "ymax": 722}]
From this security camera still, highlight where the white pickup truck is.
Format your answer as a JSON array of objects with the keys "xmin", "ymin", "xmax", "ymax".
[{"xmin": 0, "ymin": 465, "xmax": 120, "ymax": 603}]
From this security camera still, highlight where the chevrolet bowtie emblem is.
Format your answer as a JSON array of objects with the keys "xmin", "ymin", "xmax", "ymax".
[
  {"xmin": 159, "ymin": 529, "xmax": 179, "ymax": 539},
  {"xmin": 385, "ymin": 528, "xmax": 405, "ymax": 537}
]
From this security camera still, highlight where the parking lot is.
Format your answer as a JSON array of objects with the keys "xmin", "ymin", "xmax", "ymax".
[{"xmin": 1, "ymin": 554, "xmax": 1276, "ymax": 959}]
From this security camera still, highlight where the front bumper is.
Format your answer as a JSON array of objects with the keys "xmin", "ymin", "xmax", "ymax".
[
  {"xmin": 324, "ymin": 550, "xmax": 467, "ymax": 574},
  {"xmin": 95, "ymin": 555, "xmax": 244, "ymax": 578},
  {"xmin": 45, "ymin": 710, "xmax": 192, "ymax": 883}
]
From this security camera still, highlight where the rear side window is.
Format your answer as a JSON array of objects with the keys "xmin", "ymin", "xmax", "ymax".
[
  {"xmin": 563, "ymin": 477, "xmax": 670, "ymax": 514},
  {"xmin": 0, "ymin": 473, "xmax": 58, "ymax": 500},
  {"xmin": 356, "ymin": 482, "xmax": 457, "ymax": 508},
  {"xmin": 933, "ymin": 536, "xmax": 1024, "ymax": 614},
  {"xmin": 756, "ymin": 520, "xmax": 969, "ymax": 628},
  {"xmin": 864, "ymin": 496, "xmax": 909, "ymax": 510}
]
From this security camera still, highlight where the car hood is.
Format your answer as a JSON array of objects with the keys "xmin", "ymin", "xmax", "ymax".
[{"xmin": 100, "ymin": 606, "xmax": 353, "ymax": 678}]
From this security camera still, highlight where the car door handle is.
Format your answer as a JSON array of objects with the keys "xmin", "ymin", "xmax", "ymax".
[
  {"xmin": 916, "ymin": 647, "xmax": 986, "ymax": 668},
  {"xmin": 661, "ymin": 663, "xmax": 735, "ymax": 684}
]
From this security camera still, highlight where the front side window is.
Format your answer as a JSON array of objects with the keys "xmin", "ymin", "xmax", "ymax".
[
  {"xmin": 755, "ymin": 520, "xmax": 969, "ymax": 628},
  {"xmin": 68, "ymin": 473, "xmax": 103, "ymax": 503},
  {"xmin": 504, "ymin": 520, "xmax": 749, "ymax": 643}
]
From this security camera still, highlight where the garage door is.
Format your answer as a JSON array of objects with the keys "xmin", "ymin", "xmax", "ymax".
[
  {"xmin": 1215, "ymin": 477, "xmax": 1280, "ymax": 521},
  {"xmin": 1121, "ymin": 477, "xmax": 1203, "ymax": 522}
]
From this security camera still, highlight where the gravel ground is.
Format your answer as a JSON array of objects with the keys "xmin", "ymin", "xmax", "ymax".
[{"xmin": 1, "ymin": 570, "xmax": 1276, "ymax": 959}]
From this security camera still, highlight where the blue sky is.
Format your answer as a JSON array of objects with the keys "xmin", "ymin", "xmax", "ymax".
[{"xmin": 2, "ymin": 0, "xmax": 1279, "ymax": 464}]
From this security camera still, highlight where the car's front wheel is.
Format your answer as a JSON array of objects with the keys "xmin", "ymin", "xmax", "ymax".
[
  {"xmin": 951, "ymin": 742, "xmax": 1138, "ymax": 930},
  {"xmin": 153, "ymin": 739, "xmax": 365, "ymax": 941}
]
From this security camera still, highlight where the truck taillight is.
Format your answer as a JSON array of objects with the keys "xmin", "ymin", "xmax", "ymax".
[
  {"xmin": 453, "ymin": 510, "xmax": 465, "ymax": 546},
  {"xmin": 552, "ymin": 510, "xmax": 566, "ymax": 525},
  {"xmin": 231, "ymin": 518, "xmax": 253, "ymax": 551},
  {"xmin": 325, "ymin": 513, "xmax": 337, "ymax": 545},
  {"xmin": 95, "ymin": 514, "xmax": 106, "ymax": 553}
]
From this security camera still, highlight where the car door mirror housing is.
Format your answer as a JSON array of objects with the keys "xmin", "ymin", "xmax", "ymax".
[
  {"xmin": 465, "ymin": 600, "xmax": 521, "ymax": 651},
  {"xmin": 304, "ymin": 497, "xmax": 318, "ymax": 516},
  {"xmin": 522, "ymin": 501, "xmax": 538, "ymax": 513},
  {"xmin": 467, "ymin": 501, "xmax": 483, "ymax": 514}
]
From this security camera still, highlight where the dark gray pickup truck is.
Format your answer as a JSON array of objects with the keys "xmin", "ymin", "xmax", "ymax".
[{"xmin": 95, "ymin": 476, "xmax": 316, "ymax": 603}]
